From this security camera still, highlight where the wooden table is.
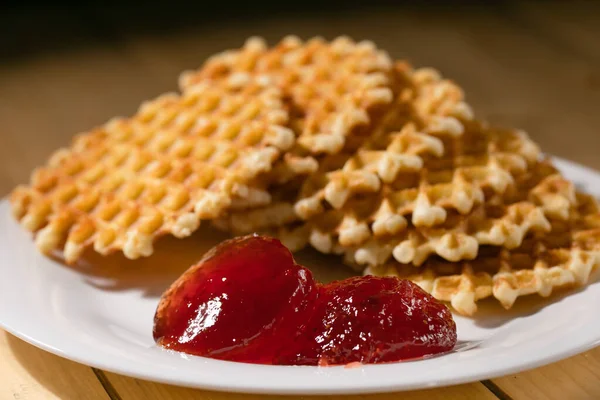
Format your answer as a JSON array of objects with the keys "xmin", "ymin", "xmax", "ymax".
[{"xmin": 1, "ymin": 1, "xmax": 599, "ymax": 398}]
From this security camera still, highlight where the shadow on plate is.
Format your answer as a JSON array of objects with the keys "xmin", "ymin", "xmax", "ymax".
[
  {"xmin": 55, "ymin": 226, "xmax": 357, "ymax": 298},
  {"xmin": 50, "ymin": 224, "xmax": 600, "ymax": 328},
  {"xmin": 63, "ymin": 225, "xmax": 231, "ymax": 298}
]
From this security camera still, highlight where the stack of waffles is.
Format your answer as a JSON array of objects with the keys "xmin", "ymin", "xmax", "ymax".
[{"xmin": 11, "ymin": 37, "xmax": 600, "ymax": 316}]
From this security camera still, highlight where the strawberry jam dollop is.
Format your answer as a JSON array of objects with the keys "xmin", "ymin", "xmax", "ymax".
[
  {"xmin": 153, "ymin": 235, "xmax": 316, "ymax": 364},
  {"xmin": 281, "ymin": 276, "xmax": 457, "ymax": 365},
  {"xmin": 153, "ymin": 235, "xmax": 456, "ymax": 365}
]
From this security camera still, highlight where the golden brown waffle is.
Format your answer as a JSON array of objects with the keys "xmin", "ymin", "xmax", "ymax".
[
  {"xmin": 213, "ymin": 170, "xmax": 572, "ymax": 269},
  {"xmin": 213, "ymin": 211, "xmax": 310, "ymax": 255},
  {"xmin": 212, "ymin": 202, "xmax": 298, "ymax": 235},
  {"xmin": 304, "ymin": 160, "xmax": 576, "ymax": 267},
  {"xmin": 212, "ymin": 151, "xmax": 357, "ymax": 238},
  {"xmin": 10, "ymin": 79, "xmax": 295, "ymax": 263},
  {"xmin": 214, "ymin": 66, "xmax": 554, "ymax": 265},
  {"xmin": 212, "ymin": 178, "xmax": 302, "ymax": 234},
  {"xmin": 366, "ymin": 193, "xmax": 600, "ymax": 316},
  {"xmin": 211, "ymin": 153, "xmax": 354, "ymax": 238},
  {"xmin": 179, "ymin": 36, "xmax": 395, "ymax": 155},
  {"xmin": 294, "ymin": 63, "xmax": 542, "ymax": 222},
  {"xmin": 295, "ymin": 123, "xmax": 540, "ymax": 221},
  {"xmin": 210, "ymin": 61, "xmax": 524, "ymax": 242}
]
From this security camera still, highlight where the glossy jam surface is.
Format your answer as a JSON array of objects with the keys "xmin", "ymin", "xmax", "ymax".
[
  {"xmin": 154, "ymin": 235, "xmax": 457, "ymax": 365},
  {"xmin": 284, "ymin": 276, "xmax": 457, "ymax": 365},
  {"xmin": 153, "ymin": 235, "xmax": 316, "ymax": 364}
]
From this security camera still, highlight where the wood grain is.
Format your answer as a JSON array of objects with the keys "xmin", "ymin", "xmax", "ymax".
[
  {"xmin": 492, "ymin": 347, "xmax": 600, "ymax": 400},
  {"xmin": 515, "ymin": 0, "xmax": 600, "ymax": 65},
  {"xmin": 0, "ymin": 331, "xmax": 109, "ymax": 400},
  {"xmin": 102, "ymin": 372, "xmax": 496, "ymax": 400}
]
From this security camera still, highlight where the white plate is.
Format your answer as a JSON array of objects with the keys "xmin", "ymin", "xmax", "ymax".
[{"xmin": 1, "ymin": 157, "xmax": 600, "ymax": 395}]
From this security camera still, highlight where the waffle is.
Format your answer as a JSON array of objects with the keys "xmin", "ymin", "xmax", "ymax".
[
  {"xmin": 215, "ymin": 87, "xmax": 562, "ymax": 269},
  {"xmin": 212, "ymin": 201, "xmax": 297, "ymax": 234},
  {"xmin": 10, "ymin": 79, "xmax": 295, "ymax": 263},
  {"xmin": 212, "ymin": 152, "xmax": 356, "ymax": 237},
  {"xmin": 294, "ymin": 63, "xmax": 541, "ymax": 222},
  {"xmin": 212, "ymin": 213, "xmax": 310, "ymax": 255},
  {"xmin": 180, "ymin": 36, "xmax": 395, "ymax": 155},
  {"xmin": 210, "ymin": 60, "xmax": 533, "ymax": 241},
  {"xmin": 212, "ymin": 176, "xmax": 303, "ymax": 232},
  {"xmin": 304, "ymin": 160, "xmax": 576, "ymax": 267},
  {"xmin": 215, "ymin": 166, "xmax": 572, "ymax": 268},
  {"xmin": 366, "ymin": 192, "xmax": 600, "ymax": 315}
]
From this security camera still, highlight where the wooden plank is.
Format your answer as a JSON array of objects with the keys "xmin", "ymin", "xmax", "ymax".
[
  {"xmin": 492, "ymin": 347, "xmax": 600, "ymax": 400},
  {"xmin": 115, "ymin": 5, "xmax": 600, "ymax": 170},
  {"xmin": 103, "ymin": 371, "xmax": 497, "ymax": 400},
  {"xmin": 0, "ymin": 331, "xmax": 109, "ymax": 400},
  {"xmin": 512, "ymin": 0, "xmax": 600, "ymax": 65}
]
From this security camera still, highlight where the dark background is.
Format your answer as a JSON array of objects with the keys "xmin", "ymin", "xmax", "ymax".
[{"xmin": 1, "ymin": 0, "xmax": 553, "ymax": 61}]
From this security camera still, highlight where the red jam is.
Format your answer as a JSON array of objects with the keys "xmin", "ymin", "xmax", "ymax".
[{"xmin": 153, "ymin": 235, "xmax": 456, "ymax": 365}]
